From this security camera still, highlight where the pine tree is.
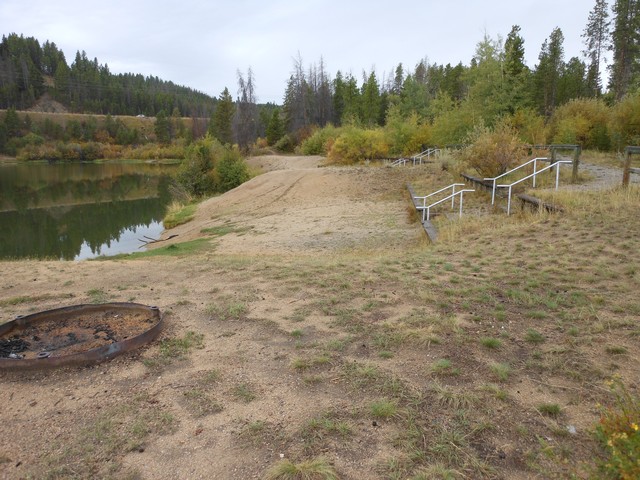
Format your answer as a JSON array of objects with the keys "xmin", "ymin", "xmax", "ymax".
[
  {"xmin": 535, "ymin": 28, "xmax": 565, "ymax": 116},
  {"xmin": 583, "ymin": 0, "xmax": 610, "ymax": 96},
  {"xmin": 609, "ymin": 0, "xmax": 640, "ymax": 99},
  {"xmin": 209, "ymin": 87, "xmax": 235, "ymax": 145}
]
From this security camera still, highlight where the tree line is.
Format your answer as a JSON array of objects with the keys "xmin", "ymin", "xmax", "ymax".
[{"xmin": 0, "ymin": 33, "xmax": 217, "ymax": 117}]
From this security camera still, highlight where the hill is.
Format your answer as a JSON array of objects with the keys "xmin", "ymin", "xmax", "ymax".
[{"xmin": 0, "ymin": 33, "xmax": 217, "ymax": 117}]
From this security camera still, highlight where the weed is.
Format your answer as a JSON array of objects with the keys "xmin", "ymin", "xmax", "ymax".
[
  {"xmin": 206, "ymin": 300, "xmax": 248, "ymax": 321},
  {"xmin": 182, "ymin": 389, "xmax": 223, "ymax": 417}
]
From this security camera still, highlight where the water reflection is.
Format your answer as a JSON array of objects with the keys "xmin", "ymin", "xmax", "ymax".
[{"xmin": 0, "ymin": 161, "xmax": 176, "ymax": 260}]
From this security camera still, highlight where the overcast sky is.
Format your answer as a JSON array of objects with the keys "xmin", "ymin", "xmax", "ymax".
[{"xmin": 2, "ymin": 0, "xmax": 599, "ymax": 104}]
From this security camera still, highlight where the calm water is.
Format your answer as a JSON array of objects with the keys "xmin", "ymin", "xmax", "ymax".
[{"xmin": 0, "ymin": 160, "xmax": 177, "ymax": 260}]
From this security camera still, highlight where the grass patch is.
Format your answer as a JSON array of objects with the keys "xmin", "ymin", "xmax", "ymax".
[
  {"xmin": 87, "ymin": 288, "xmax": 109, "ymax": 304},
  {"xmin": 525, "ymin": 328, "xmax": 545, "ymax": 344},
  {"xmin": 232, "ymin": 383, "xmax": 256, "ymax": 403},
  {"xmin": 0, "ymin": 293, "xmax": 72, "ymax": 308},
  {"xmin": 265, "ymin": 456, "xmax": 338, "ymax": 480},
  {"xmin": 479, "ymin": 337, "xmax": 502, "ymax": 349},
  {"xmin": 182, "ymin": 388, "xmax": 223, "ymax": 417},
  {"xmin": 201, "ymin": 224, "xmax": 252, "ymax": 236},
  {"xmin": 370, "ymin": 399, "xmax": 398, "ymax": 419},
  {"xmin": 163, "ymin": 202, "xmax": 197, "ymax": 229},
  {"xmin": 537, "ymin": 403, "xmax": 562, "ymax": 417},
  {"xmin": 104, "ymin": 238, "xmax": 211, "ymax": 260},
  {"xmin": 489, "ymin": 363, "xmax": 512, "ymax": 382},
  {"xmin": 431, "ymin": 358, "xmax": 460, "ymax": 376},
  {"xmin": 206, "ymin": 300, "xmax": 248, "ymax": 321}
]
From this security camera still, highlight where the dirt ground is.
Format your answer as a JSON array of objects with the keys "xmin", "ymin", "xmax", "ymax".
[{"xmin": 0, "ymin": 155, "xmax": 638, "ymax": 479}]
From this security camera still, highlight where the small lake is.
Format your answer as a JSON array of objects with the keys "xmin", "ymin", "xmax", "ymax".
[{"xmin": 0, "ymin": 160, "xmax": 178, "ymax": 260}]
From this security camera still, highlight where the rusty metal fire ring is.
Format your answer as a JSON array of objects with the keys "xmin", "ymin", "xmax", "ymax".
[{"xmin": 0, "ymin": 302, "xmax": 162, "ymax": 370}]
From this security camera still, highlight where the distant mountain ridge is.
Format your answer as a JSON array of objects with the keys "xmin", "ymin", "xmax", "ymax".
[{"xmin": 0, "ymin": 33, "xmax": 217, "ymax": 117}]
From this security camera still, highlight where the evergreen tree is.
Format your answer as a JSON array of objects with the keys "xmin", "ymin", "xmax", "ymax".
[
  {"xmin": 534, "ymin": 27, "xmax": 565, "ymax": 116},
  {"xmin": 154, "ymin": 110, "xmax": 171, "ymax": 144},
  {"xmin": 266, "ymin": 109, "xmax": 284, "ymax": 145},
  {"xmin": 609, "ymin": 0, "xmax": 640, "ymax": 99},
  {"xmin": 209, "ymin": 87, "xmax": 235, "ymax": 145},
  {"xmin": 360, "ymin": 70, "xmax": 382, "ymax": 126},
  {"xmin": 582, "ymin": 0, "xmax": 610, "ymax": 96}
]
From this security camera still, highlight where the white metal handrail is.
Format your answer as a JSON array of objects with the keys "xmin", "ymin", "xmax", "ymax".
[
  {"xmin": 484, "ymin": 157, "xmax": 549, "ymax": 204},
  {"xmin": 412, "ymin": 147, "xmax": 441, "ymax": 165},
  {"xmin": 413, "ymin": 183, "xmax": 474, "ymax": 221},
  {"xmin": 498, "ymin": 160, "xmax": 572, "ymax": 214}
]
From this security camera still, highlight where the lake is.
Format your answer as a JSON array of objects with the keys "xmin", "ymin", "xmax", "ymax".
[{"xmin": 0, "ymin": 160, "xmax": 178, "ymax": 260}]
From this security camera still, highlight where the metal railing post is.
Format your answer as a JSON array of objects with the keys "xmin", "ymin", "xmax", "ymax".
[
  {"xmin": 533, "ymin": 158, "xmax": 537, "ymax": 188},
  {"xmin": 507, "ymin": 186, "xmax": 512, "ymax": 215},
  {"xmin": 451, "ymin": 184, "xmax": 457, "ymax": 208},
  {"xmin": 491, "ymin": 179, "xmax": 497, "ymax": 205},
  {"xmin": 555, "ymin": 162, "xmax": 561, "ymax": 189},
  {"xmin": 459, "ymin": 191, "xmax": 464, "ymax": 217}
]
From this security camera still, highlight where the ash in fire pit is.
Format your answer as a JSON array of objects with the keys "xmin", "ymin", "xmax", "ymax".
[
  {"xmin": 0, "ymin": 303, "xmax": 162, "ymax": 369},
  {"xmin": 0, "ymin": 337, "xmax": 30, "ymax": 358}
]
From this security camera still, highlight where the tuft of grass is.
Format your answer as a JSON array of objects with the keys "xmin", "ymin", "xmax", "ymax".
[
  {"xmin": 232, "ymin": 383, "xmax": 256, "ymax": 403},
  {"xmin": 105, "ymin": 238, "xmax": 211, "ymax": 260},
  {"xmin": 264, "ymin": 456, "xmax": 338, "ymax": 480},
  {"xmin": 605, "ymin": 345, "xmax": 628, "ymax": 355},
  {"xmin": 201, "ymin": 224, "xmax": 252, "ymax": 236},
  {"xmin": 431, "ymin": 358, "xmax": 460, "ymax": 376},
  {"xmin": 163, "ymin": 202, "xmax": 197, "ymax": 229},
  {"xmin": 206, "ymin": 300, "xmax": 248, "ymax": 321},
  {"xmin": 87, "ymin": 288, "xmax": 108, "ymax": 304},
  {"xmin": 537, "ymin": 403, "xmax": 562, "ymax": 417},
  {"xmin": 525, "ymin": 328, "xmax": 545, "ymax": 344},
  {"xmin": 489, "ymin": 362, "xmax": 512, "ymax": 382},
  {"xmin": 182, "ymin": 389, "xmax": 223, "ymax": 417},
  {"xmin": 157, "ymin": 331, "xmax": 205, "ymax": 359},
  {"xmin": 370, "ymin": 399, "xmax": 398, "ymax": 419},
  {"xmin": 479, "ymin": 337, "xmax": 502, "ymax": 349}
]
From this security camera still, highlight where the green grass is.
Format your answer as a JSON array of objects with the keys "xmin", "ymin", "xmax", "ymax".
[
  {"xmin": 525, "ymin": 328, "xmax": 545, "ymax": 344},
  {"xmin": 370, "ymin": 399, "xmax": 398, "ymax": 419},
  {"xmin": 264, "ymin": 456, "xmax": 338, "ymax": 480},
  {"xmin": 537, "ymin": 403, "xmax": 562, "ymax": 417},
  {"xmin": 163, "ymin": 203, "xmax": 197, "ymax": 229},
  {"xmin": 87, "ymin": 288, "xmax": 109, "ymax": 303},
  {"xmin": 103, "ymin": 238, "xmax": 211, "ymax": 260},
  {"xmin": 201, "ymin": 224, "xmax": 252, "ymax": 236},
  {"xmin": 232, "ymin": 383, "xmax": 256, "ymax": 403},
  {"xmin": 431, "ymin": 358, "xmax": 460, "ymax": 376},
  {"xmin": 479, "ymin": 337, "xmax": 502, "ymax": 349},
  {"xmin": 489, "ymin": 363, "xmax": 512, "ymax": 382}
]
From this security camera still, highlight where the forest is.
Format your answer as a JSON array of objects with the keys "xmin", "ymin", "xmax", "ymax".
[{"xmin": 0, "ymin": 0, "xmax": 639, "ymax": 167}]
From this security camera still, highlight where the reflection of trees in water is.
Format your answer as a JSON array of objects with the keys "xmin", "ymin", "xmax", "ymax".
[{"xmin": 0, "ymin": 176, "xmax": 173, "ymax": 260}]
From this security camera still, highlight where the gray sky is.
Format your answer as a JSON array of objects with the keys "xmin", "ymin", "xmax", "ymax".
[{"xmin": 2, "ymin": 0, "xmax": 599, "ymax": 104}]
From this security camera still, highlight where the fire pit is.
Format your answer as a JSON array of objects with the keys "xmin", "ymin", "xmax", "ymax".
[{"xmin": 0, "ymin": 302, "xmax": 162, "ymax": 369}]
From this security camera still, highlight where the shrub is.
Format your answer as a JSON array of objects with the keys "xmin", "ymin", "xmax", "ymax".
[
  {"xmin": 609, "ymin": 93, "xmax": 640, "ymax": 150},
  {"xmin": 327, "ymin": 127, "xmax": 389, "ymax": 164},
  {"xmin": 431, "ymin": 105, "xmax": 476, "ymax": 146},
  {"xmin": 217, "ymin": 147, "xmax": 250, "ymax": 192},
  {"xmin": 595, "ymin": 377, "xmax": 640, "ymax": 479},
  {"xmin": 551, "ymin": 98, "xmax": 611, "ymax": 150},
  {"xmin": 300, "ymin": 124, "xmax": 341, "ymax": 155},
  {"xmin": 274, "ymin": 134, "xmax": 296, "ymax": 153},
  {"xmin": 384, "ymin": 106, "xmax": 431, "ymax": 156},
  {"xmin": 460, "ymin": 118, "xmax": 527, "ymax": 177}
]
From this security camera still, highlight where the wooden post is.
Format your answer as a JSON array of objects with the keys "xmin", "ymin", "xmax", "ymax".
[
  {"xmin": 622, "ymin": 149, "xmax": 632, "ymax": 187},
  {"xmin": 572, "ymin": 145, "xmax": 581, "ymax": 182}
]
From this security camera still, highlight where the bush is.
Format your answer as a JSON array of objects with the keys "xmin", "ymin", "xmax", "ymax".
[
  {"xmin": 384, "ymin": 106, "xmax": 431, "ymax": 156},
  {"xmin": 609, "ymin": 93, "xmax": 640, "ymax": 150},
  {"xmin": 274, "ymin": 134, "xmax": 296, "ymax": 153},
  {"xmin": 217, "ymin": 147, "xmax": 250, "ymax": 192},
  {"xmin": 327, "ymin": 127, "xmax": 389, "ymax": 164},
  {"xmin": 431, "ymin": 105, "xmax": 476, "ymax": 146},
  {"xmin": 551, "ymin": 98, "xmax": 611, "ymax": 150},
  {"xmin": 460, "ymin": 119, "xmax": 527, "ymax": 177},
  {"xmin": 300, "ymin": 124, "xmax": 341, "ymax": 155},
  {"xmin": 595, "ymin": 377, "xmax": 640, "ymax": 479}
]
